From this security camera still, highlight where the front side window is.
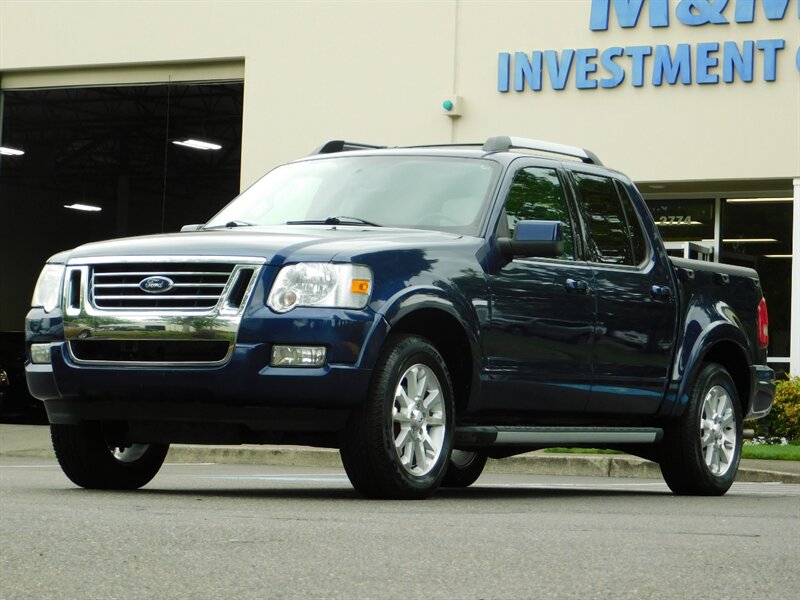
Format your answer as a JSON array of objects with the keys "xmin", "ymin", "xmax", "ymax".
[
  {"xmin": 574, "ymin": 173, "xmax": 643, "ymax": 266},
  {"xmin": 206, "ymin": 156, "xmax": 499, "ymax": 235},
  {"xmin": 502, "ymin": 166, "xmax": 575, "ymax": 260}
]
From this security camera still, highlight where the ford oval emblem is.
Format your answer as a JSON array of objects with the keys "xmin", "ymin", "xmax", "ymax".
[{"xmin": 139, "ymin": 276, "xmax": 174, "ymax": 294}]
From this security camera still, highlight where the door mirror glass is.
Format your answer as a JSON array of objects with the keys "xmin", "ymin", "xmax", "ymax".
[{"xmin": 498, "ymin": 220, "xmax": 564, "ymax": 257}]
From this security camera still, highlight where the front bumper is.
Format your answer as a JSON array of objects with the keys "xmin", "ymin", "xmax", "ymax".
[
  {"xmin": 26, "ymin": 340, "xmax": 375, "ymax": 428},
  {"xmin": 25, "ymin": 254, "xmax": 394, "ymax": 436}
]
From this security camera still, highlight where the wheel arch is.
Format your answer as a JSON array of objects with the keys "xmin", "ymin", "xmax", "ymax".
[
  {"xmin": 389, "ymin": 307, "xmax": 477, "ymax": 417},
  {"xmin": 672, "ymin": 325, "xmax": 752, "ymax": 419},
  {"xmin": 700, "ymin": 342, "xmax": 750, "ymax": 416},
  {"xmin": 372, "ymin": 287, "xmax": 481, "ymax": 418}
]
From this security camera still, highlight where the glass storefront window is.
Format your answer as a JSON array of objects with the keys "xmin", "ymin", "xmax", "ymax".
[
  {"xmin": 721, "ymin": 200, "xmax": 792, "ymax": 360},
  {"xmin": 0, "ymin": 82, "xmax": 244, "ymax": 333},
  {"xmin": 646, "ymin": 196, "xmax": 792, "ymax": 362},
  {"xmin": 647, "ymin": 198, "xmax": 715, "ymax": 242}
]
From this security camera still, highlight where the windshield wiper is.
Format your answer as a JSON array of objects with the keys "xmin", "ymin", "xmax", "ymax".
[
  {"xmin": 286, "ymin": 216, "xmax": 382, "ymax": 227},
  {"xmin": 203, "ymin": 220, "xmax": 256, "ymax": 229}
]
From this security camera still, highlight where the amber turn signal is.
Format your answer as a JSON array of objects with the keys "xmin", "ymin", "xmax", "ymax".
[{"xmin": 351, "ymin": 279, "xmax": 370, "ymax": 294}]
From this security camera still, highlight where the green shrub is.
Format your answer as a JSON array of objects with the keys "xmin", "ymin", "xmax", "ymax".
[
  {"xmin": 768, "ymin": 375, "xmax": 800, "ymax": 441},
  {"xmin": 745, "ymin": 375, "xmax": 800, "ymax": 443},
  {"xmin": 746, "ymin": 375, "xmax": 800, "ymax": 442}
]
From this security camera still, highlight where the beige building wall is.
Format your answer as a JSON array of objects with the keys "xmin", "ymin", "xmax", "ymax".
[{"xmin": 1, "ymin": 0, "xmax": 798, "ymax": 187}]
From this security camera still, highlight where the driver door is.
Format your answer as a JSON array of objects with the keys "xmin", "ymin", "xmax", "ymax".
[{"xmin": 482, "ymin": 163, "xmax": 594, "ymax": 414}]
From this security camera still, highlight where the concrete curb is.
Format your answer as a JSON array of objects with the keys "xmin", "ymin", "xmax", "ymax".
[
  {"xmin": 163, "ymin": 444, "xmax": 800, "ymax": 484},
  {"xmin": 3, "ymin": 425, "xmax": 798, "ymax": 484}
]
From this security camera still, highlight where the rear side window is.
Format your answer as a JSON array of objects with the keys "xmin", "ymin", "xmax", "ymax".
[
  {"xmin": 574, "ymin": 173, "xmax": 645, "ymax": 266},
  {"xmin": 616, "ymin": 181, "xmax": 647, "ymax": 265},
  {"xmin": 503, "ymin": 167, "xmax": 575, "ymax": 260}
]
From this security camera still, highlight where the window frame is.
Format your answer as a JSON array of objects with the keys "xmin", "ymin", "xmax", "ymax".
[
  {"xmin": 614, "ymin": 179, "xmax": 650, "ymax": 268},
  {"xmin": 491, "ymin": 159, "xmax": 585, "ymax": 263},
  {"xmin": 567, "ymin": 169, "xmax": 651, "ymax": 270}
]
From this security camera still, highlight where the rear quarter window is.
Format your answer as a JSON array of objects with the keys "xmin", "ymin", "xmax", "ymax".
[{"xmin": 574, "ymin": 173, "xmax": 645, "ymax": 266}]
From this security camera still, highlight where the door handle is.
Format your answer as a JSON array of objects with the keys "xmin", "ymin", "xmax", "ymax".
[
  {"xmin": 565, "ymin": 278, "xmax": 590, "ymax": 293},
  {"xmin": 651, "ymin": 285, "xmax": 672, "ymax": 299}
]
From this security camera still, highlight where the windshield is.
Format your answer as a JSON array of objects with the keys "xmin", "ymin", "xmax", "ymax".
[{"xmin": 205, "ymin": 155, "xmax": 499, "ymax": 235}]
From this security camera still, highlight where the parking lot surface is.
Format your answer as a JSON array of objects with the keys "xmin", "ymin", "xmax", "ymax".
[{"xmin": 1, "ymin": 457, "xmax": 798, "ymax": 599}]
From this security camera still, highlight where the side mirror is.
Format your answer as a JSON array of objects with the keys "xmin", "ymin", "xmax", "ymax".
[
  {"xmin": 498, "ymin": 220, "xmax": 564, "ymax": 258},
  {"xmin": 180, "ymin": 224, "xmax": 203, "ymax": 232}
]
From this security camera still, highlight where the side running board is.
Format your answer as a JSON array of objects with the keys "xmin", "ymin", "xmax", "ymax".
[{"xmin": 455, "ymin": 426, "xmax": 663, "ymax": 446}]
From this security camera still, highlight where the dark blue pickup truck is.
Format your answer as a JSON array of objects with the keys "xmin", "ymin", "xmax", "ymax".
[{"xmin": 26, "ymin": 136, "xmax": 775, "ymax": 499}]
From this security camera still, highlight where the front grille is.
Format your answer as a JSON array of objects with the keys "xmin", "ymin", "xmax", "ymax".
[
  {"xmin": 91, "ymin": 262, "xmax": 236, "ymax": 310},
  {"xmin": 70, "ymin": 340, "xmax": 231, "ymax": 363}
]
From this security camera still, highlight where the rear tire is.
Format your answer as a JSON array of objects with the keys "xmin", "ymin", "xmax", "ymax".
[
  {"xmin": 340, "ymin": 335, "xmax": 454, "ymax": 499},
  {"xmin": 441, "ymin": 450, "xmax": 488, "ymax": 488},
  {"xmin": 659, "ymin": 363, "xmax": 742, "ymax": 496},
  {"xmin": 51, "ymin": 423, "xmax": 168, "ymax": 490}
]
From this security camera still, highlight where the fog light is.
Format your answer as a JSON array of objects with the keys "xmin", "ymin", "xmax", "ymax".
[
  {"xmin": 30, "ymin": 343, "xmax": 52, "ymax": 364},
  {"xmin": 270, "ymin": 345, "xmax": 326, "ymax": 367}
]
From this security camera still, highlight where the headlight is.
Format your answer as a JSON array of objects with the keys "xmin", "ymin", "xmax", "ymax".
[
  {"xmin": 267, "ymin": 263, "xmax": 372, "ymax": 313},
  {"xmin": 31, "ymin": 264, "xmax": 66, "ymax": 313}
]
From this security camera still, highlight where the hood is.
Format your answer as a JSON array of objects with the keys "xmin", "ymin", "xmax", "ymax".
[{"xmin": 61, "ymin": 225, "xmax": 466, "ymax": 266}]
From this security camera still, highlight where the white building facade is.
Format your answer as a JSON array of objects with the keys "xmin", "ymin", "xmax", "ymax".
[{"xmin": 0, "ymin": 0, "xmax": 797, "ymax": 373}]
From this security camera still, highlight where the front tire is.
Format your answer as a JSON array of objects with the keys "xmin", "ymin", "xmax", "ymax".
[
  {"xmin": 659, "ymin": 363, "xmax": 742, "ymax": 496},
  {"xmin": 51, "ymin": 423, "xmax": 168, "ymax": 490},
  {"xmin": 340, "ymin": 335, "xmax": 454, "ymax": 499}
]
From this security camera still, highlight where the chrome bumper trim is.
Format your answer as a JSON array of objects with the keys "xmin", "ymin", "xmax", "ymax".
[{"xmin": 61, "ymin": 256, "xmax": 265, "ymax": 367}]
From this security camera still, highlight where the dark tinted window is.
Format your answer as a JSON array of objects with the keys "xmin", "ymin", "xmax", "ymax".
[
  {"xmin": 575, "ymin": 173, "xmax": 640, "ymax": 266},
  {"xmin": 0, "ymin": 82, "xmax": 244, "ymax": 332},
  {"xmin": 503, "ymin": 167, "xmax": 574, "ymax": 260},
  {"xmin": 616, "ymin": 181, "xmax": 648, "ymax": 265}
]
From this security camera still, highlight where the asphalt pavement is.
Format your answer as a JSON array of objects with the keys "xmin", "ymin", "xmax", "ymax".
[
  {"xmin": 2, "ymin": 458, "xmax": 799, "ymax": 599},
  {"xmin": 2, "ymin": 423, "xmax": 799, "ymax": 483}
]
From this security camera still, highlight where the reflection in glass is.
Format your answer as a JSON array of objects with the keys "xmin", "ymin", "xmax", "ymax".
[
  {"xmin": 504, "ymin": 167, "xmax": 574, "ymax": 260},
  {"xmin": 721, "ymin": 200, "xmax": 792, "ymax": 359},
  {"xmin": 207, "ymin": 156, "xmax": 498, "ymax": 235},
  {"xmin": 575, "ymin": 173, "xmax": 633, "ymax": 265}
]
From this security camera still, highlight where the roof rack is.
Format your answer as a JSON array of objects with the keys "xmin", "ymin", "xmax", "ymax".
[
  {"xmin": 481, "ymin": 136, "xmax": 603, "ymax": 166},
  {"xmin": 311, "ymin": 140, "xmax": 387, "ymax": 155}
]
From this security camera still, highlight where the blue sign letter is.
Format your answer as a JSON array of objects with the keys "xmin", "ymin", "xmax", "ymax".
[
  {"xmin": 652, "ymin": 44, "xmax": 693, "ymax": 85},
  {"xmin": 576, "ymin": 49, "xmax": 600, "ymax": 89},
  {"xmin": 514, "ymin": 51, "xmax": 543, "ymax": 91},
  {"xmin": 756, "ymin": 38, "xmax": 785, "ymax": 81},
  {"xmin": 722, "ymin": 41, "xmax": 754, "ymax": 82},
  {"xmin": 545, "ymin": 49, "xmax": 576, "ymax": 90},
  {"xmin": 590, "ymin": 0, "xmax": 669, "ymax": 30},
  {"xmin": 498, "ymin": 53, "xmax": 511, "ymax": 92},
  {"xmin": 696, "ymin": 42, "xmax": 720, "ymax": 84},
  {"xmin": 625, "ymin": 45, "xmax": 653, "ymax": 86},
  {"xmin": 734, "ymin": 0, "xmax": 791, "ymax": 23},
  {"xmin": 600, "ymin": 47, "xmax": 627, "ymax": 88},
  {"xmin": 590, "ymin": 0, "xmax": 612, "ymax": 30},
  {"xmin": 676, "ymin": 0, "xmax": 730, "ymax": 26}
]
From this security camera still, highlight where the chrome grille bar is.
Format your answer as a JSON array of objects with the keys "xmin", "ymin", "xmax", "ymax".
[
  {"xmin": 93, "ymin": 271, "xmax": 234, "ymax": 277},
  {"xmin": 62, "ymin": 256, "xmax": 265, "ymax": 365},
  {"xmin": 90, "ymin": 262, "xmax": 236, "ymax": 310},
  {"xmin": 93, "ymin": 283, "xmax": 226, "ymax": 288},
  {"xmin": 93, "ymin": 295, "xmax": 223, "ymax": 300}
]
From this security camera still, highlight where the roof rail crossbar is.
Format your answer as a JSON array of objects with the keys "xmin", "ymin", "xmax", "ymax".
[
  {"xmin": 311, "ymin": 140, "xmax": 387, "ymax": 155},
  {"xmin": 482, "ymin": 135, "xmax": 603, "ymax": 166}
]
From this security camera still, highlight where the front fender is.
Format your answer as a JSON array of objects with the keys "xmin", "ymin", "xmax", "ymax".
[{"xmin": 357, "ymin": 285, "xmax": 483, "ymax": 376}]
